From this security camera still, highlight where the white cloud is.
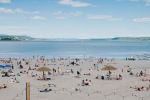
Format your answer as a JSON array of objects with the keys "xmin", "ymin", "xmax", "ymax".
[
  {"xmin": 53, "ymin": 11, "xmax": 63, "ymax": 16},
  {"xmin": 129, "ymin": 0, "xmax": 140, "ymax": 2},
  {"xmin": 53, "ymin": 12, "xmax": 121, "ymax": 21},
  {"xmin": 144, "ymin": 0, "xmax": 150, "ymax": 6},
  {"xmin": 0, "ymin": 0, "xmax": 11, "ymax": 3},
  {"xmin": 128, "ymin": 0, "xmax": 150, "ymax": 6},
  {"xmin": 133, "ymin": 17, "xmax": 150, "ymax": 23},
  {"xmin": 116, "ymin": 0, "xmax": 150, "ymax": 6},
  {"xmin": 0, "ymin": 7, "xmax": 39, "ymax": 15},
  {"xmin": 0, "ymin": 7, "xmax": 43, "ymax": 20},
  {"xmin": 15, "ymin": 9, "xmax": 39, "ymax": 15},
  {"xmin": 0, "ymin": 7, "xmax": 14, "ymax": 14},
  {"xmin": 58, "ymin": 0, "xmax": 92, "ymax": 7},
  {"xmin": 53, "ymin": 11, "xmax": 82, "ymax": 19},
  {"xmin": 87, "ymin": 15, "xmax": 121, "ymax": 21},
  {"xmin": 31, "ymin": 16, "xmax": 46, "ymax": 20},
  {"xmin": 52, "ymin": 11, "xmax": 66, "ymax": 19}
]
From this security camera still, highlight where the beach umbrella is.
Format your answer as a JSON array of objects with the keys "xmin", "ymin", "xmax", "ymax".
[
  {"xmin": 0, "ymin": 64, "xmax": 12, "ymax": 69},
  {"xmin": 0, "ymin": 64, "xmax": 12, "ymax": 75},
  {"xmin": 0, "ymin": 64, "xmax": 12, "ymax": 72},
  {"xmin": 101, "ymin": 65, "xmax": 117, "ymax": 71},
  {"xmin": 36, "ymin": 67, "xmax": 51, "ymax": 79}
]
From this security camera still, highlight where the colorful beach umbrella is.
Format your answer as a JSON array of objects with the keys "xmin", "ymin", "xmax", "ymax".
[{"xmin": 0, "ymin": 64, "xmax": 12, "ymax": 69}]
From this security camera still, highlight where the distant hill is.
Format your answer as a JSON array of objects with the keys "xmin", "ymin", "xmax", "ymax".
[
  {"xmin": 0, "ymin": 34, "xmax": 34, "ymax": 41},
  {"xmin": 111, "ymin": 37, "xmax": 150, "ymax": 41}
]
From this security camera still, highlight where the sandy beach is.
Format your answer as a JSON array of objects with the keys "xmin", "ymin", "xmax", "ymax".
[{"xmin": 0, "ymin": 56, "xmax": 150, "ymax": 100}]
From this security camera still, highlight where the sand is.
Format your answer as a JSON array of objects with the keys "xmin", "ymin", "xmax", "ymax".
[{"xmin": 0, "ymin": 56, "xmax": 150, "ymax": 100}]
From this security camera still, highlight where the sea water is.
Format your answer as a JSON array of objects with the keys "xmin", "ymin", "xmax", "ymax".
[{"xmin": 0, "ymin": 40, "xmax": 150, "ymax": 59}]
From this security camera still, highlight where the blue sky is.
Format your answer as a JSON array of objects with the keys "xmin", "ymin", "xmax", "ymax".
[{"xmin": 0, "ymin": 0, "xmax": 150, "ymax": 38}]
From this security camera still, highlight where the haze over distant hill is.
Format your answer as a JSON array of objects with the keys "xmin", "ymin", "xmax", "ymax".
[{"xmin": 0, "ymin": 34, "xmax": 150, "ymax": 41}]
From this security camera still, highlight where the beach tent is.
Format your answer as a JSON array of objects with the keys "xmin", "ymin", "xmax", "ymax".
[
  {"xmin": 36, "ymin": 67, "xmax": 51, "ymax": 79},
  {"xmin": 0, "ymin": 64, "xmax": 12, "ymax": 69}
]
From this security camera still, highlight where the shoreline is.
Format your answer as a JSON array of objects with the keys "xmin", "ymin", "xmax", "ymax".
[{"xmin": 0, "ymin": 54, "xmax": 150, "ymax": 60}]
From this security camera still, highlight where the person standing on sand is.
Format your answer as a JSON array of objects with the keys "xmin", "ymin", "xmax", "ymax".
[
  {"xmin": 109, "ymin": 70, "xmax": 111, "ymax": 75},
  {"xmin": 94, "ymin": 64, "xmax": 96, "ymax": 69},
  {"xmin": 12, "ymin": 65, "xmax": 14, "ymax": 69},
  {"xmin": 77, "ymin": 71, "xmax": 80, "ymax": 76},
  {"xmin": 71, "ymin": 69, "xmax": 74, "ymax": 73},
  {"xmin": 82, "ymin": 80, "xmax": 85, "ymax": 86},
  {"xmin": 140, "ymin": 71, "xmax": 143, "ymax": 76}
]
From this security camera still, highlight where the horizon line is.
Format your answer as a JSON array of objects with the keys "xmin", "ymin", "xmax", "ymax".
[{"xmin": 1, "ymin": 34, "xmax": 150, "ymax": 39}]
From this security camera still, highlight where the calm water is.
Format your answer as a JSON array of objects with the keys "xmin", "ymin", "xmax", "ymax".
[{"xmin": 0, "ymin": 40, "xmax": 150, "ymax": 58}]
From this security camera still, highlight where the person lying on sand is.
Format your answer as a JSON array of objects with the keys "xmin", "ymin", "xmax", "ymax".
[
  {"xmin": 48, "ymin": 83, "xmax": 56, "ymax": 87},
  {"xmin": 83, "ymin": 73, "xmax": 91, "ymax": 76},
  {"xmin": 2, "ymin": 72, "xmax": 10, "ymax": 77},
  {"xmin": 75, "ymin": 88, "xmax": 81, "ymax": 92},
  {"xmin": 116, "ymin": 74, "xmax": 122, "ymax": 80},
  {"xmin": 8, "ymin": 78, "xmax": 19, "ymax": 83},
  {"xmin": 0, "ymin": 84, "xmax": 7, "ymax": 89},
  {"xmin": 39, "ymin": 88, "xmax": 52, "ymax": 92},
  {"xmin": 130, "ymin": 85, "xmax": 150, "ymax": 91},
  {"xmin": 81, "ymin": 79, "xmax": 92, "ymax": 86}
]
